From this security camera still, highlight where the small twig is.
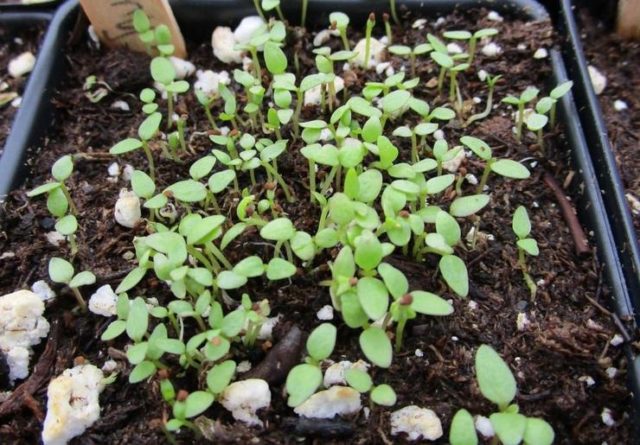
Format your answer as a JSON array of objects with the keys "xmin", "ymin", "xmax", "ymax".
[
  {"xmin": 611, "ymin": 313, "xmax": 633, "ymax": 343},
  {"xmin": 542, "ymin": 172, "xmax": 590, "ymax": 256},
  {"xmin": 584, "ymin": 294, "xmax": 611, "ymax": 317}
]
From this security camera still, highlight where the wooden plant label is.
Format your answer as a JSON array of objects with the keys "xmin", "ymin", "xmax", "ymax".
[
  {"xmin": 617, "ymin": 0, "xmax": 640, "ymax": 39},
  {"xmin": 79, "ymin": 0, "xmax": 187, "ymax": 57}
]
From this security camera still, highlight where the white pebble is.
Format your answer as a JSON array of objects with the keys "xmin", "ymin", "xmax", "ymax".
[
  {"xmin": 379, "ymin": 36, "xmax": 389, "ymax": 46},
  {"xmin": 533, "ymin": 48, "xmax": 548, "ymax": 59},
  {"xmin": 101, "ymin": 360, "xmax": 118, "ymax": 373},
  {"xmin": 447, "ymin": 43, "xmax": 463, "ymax": 55},
  {"xmin": 236, "ymin": 360, "xmax": 252, "ymax": 373},
  {"xmin": 8, "ymin": 51, "xmax": 36, "ymax": 78},
  {"xmin": 45, "ymin": 231, "xmax": 65, "ymax": 247},
  {"xmin": 610, "ymin": 334, "xmax": 624, "ymax": 346},
  {"xmin": 376, "ymin": 61, "xmax": 392, "ymax": 75},
  {"xmin": 606, "ymin": 367, "xmax": 618, "ymax": 379},
  {"xmin": 110, "ymin": 100, "xmax": 130, "ymax": 112},
  {"xmin": 121, "ymin": 164, "xmax": 134, "ymax": 182},
  {"xmin": 601, "ymin": 408, "xmax": 615, "ymax": 427},
  {"xmin": 42, "ymin": 364, "xmax": 105, "ymax": 445},
  {"xmin": 434, "ymin": 129, "xmax": 445, "ymax": 140},
  {"xmin": 467, "ymin": 300, "xmax": 478, "ymax": 311},
  {"xmin": 442, "ymin": 149, "xmax": 465, "ymax": 173},
  {"xmin": 87, "ymin": 26, "xmax": 100, "ymax": 47},
  {"xmin": 614, "ymin": 100, "xmax": 628, "ymax": 111},
  {"xmin": 88, "ymin": 285, "xmax": 118, "ymax": 317},
  {"xmin": 211, "ymin": 26, "xmax": 243, "ymax": 64},
  {"xmin": 352, "ymin": 38, "xmax": 386, "ymax": 69},
  {"xmin": 233, "ymin": 16, "xmax": 265, "ymax": 45},
  {"xmin": 588, "ymin": 65, "xmax": 607, "ymax": 95},
  {"xmin": 107, "ymin": 162, "xmax": 120, "ymax": 177},
  {"xmin": 169, "ymin": 56, "xmax": 195, "ymax": 79},
  {"xmin": 294, "ymin": 386, "xmax": 361, "ymax": 419},
  {"xmin": 487, "ymin": 11, "xmax": 504, "ymax": 22},
  {"xmin": 242, "ymin": 56, "xmax": 253, "ymax": 72},
  {"xmin": 587, "ymin": 319, "xmax": 604, "ymax": 331},
  {"xmin": 0, "ymin": 290, "xmax": 50, "ymax": 384},
  {"xmin": 481, "ymin": 42, "xmax": 502, "ymax": 57},
  {"xmin": 343, "ymin": 62, "xmax": 350, "ymax": 71},
  {"xmin": 317, "ymin": 305, "xmax": 334, "ymax": 320},
  {"xmin": 475, "ymin": 415, "xmax": 495, "ymax": 437},
  {"xmin": 412, "ymin": 19, "xmax": 427, "ymax": 29},
  {"xmin": 465, "ymin": 173, "xmax": 478, "ymax": 185},
  {"xmin": 11, "ymin": 96, "xmax": 21, "ymax": 108},
  {"xmin": 517, "ymin": 43, "xmax": 527, "ymax": 51},
  {"xmin": 257, "ymin": 315, "xmax": 280, "ymax": 340},
  {"xmin": 390, "ymin": 406, "xmax": 443, "ymax": 441},
  {"xmin": 516, "ymin": 312, "xmax": 530, "ymax": 331},
  {"xmin": 114, "ymin": 189, "xmax": 141, "ymax": 228},
  {"xmin": 472, "ymin": 96, "xmax": 482, "ymax": 104},
  {"xmin": 415, "ymin": 349, "xmax": 424, "ymax": 357},
  {"xmin": 31, "ymin": 280, "xmax": 55, "ymax": 301},
  {"xmin": 324, "ymin": 360, "xmax": 369, "ymax": 387},
  {"xmin": 304, "ymin": 76, "xmax": 344, "ymax": 106},
  {"xmin": 626, "ymin": 193, "xmax": 640, "ymax": 215},
  {"xmin": 434, "ymin": 17, "xmax": 446, "ymax": 27},
  {"xmin": 194, "ymin": 69, "xmax": 230, "ymax": 97},
  {"xmin": 579, "ymin": 375, "xmax": 596, "ymax": 387},
  {"xmin": 220, "ymin": 379, "xmax": 271, "ymax": 426},
  {"xmin": 477, "ymin": 69, "xmax": 488, "ymax": 82},
  {"xmin": 386, "ymin": 65, "xmax": 395, "ymax": 77},
  {"xmin": 313, "ymin": 29, "xmax": 339, "ymax": 47}
]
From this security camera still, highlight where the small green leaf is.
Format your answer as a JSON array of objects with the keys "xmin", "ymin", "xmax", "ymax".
[
  {"xmin": 260, "ymin": 217, "xmax": 295, "ymax": 242},
  {"xmin": 129, "ymin": 360, "xmax": 156, "ymax": 383},
  {"xmin": 357, "ymin": 277, "xmax": 389, "ymax": 320},
  {"xmin": 47, "ymin": 187, "xmax": 68, "ymax": 217},
  {"xmin": 354, "ymin": 230, "xmax": 383, "ymax": 271},
  {"xmin": 189, "ymin": 156, "xmax": 216, "ymax": 180},
  {"xmin": 209, "ymin": 170, "xmax": 236, "ymax": 194},
  {"xmin": 439, "ymin": 255, "xmax": 468, "ymax": 297},
  {"xmin": 359, "ymin": 327, "xmax": 392, "ymax": 368},
  {"xmin": 217, "ymin": 271, "xmax": 248, "ymax": 289},
  {"xmin": 131, "ymin": 170, "xmax": 156, "ymax": 199},
  {"xmin": 101, "ymin": 320, "xmax": 126, "ymax": 341},
  {"xmin": 307, "ymin": 323, "xmax": 337, "ymax": 361},
  {"xmin": 550, "ymin": 81, "xmax": 573, "ymax": 100},
  {"xmin": 266, "ymin": 258, "xmax": 296, "ymax": 280},
  {"xmin": 382, "ymin": 90, "xmax": 411, "ymax": 115},
  {"xmin": 286, "ymin": 364, "xmax": 322, "ymax": 407},
  {"xmin": 207, "ymin": 360, "xmax": 237, "ymax": 394},
  {"xmin": 166, "ymin": 179, "xmax": 207, "ymax": 202},
  {"xmin": 378, "ymin": 262, "xmax": 408, "ymax": 299},
  {"xmin": 127, "ymin": 297, "xmax": 149, "ymax": 342},
  {"xmin": 512, "ymin": 206, "xmax": 531, "ymax": 238},
  {"xmin": 410, "ymin": 291, "xmax": 454, "ymax": 315},
  {"xmin": 150, "ymin": 57, "xmax": 176, "ymax": 84},
  {"xmin": 221, "ymin": 309, "xmax": 246, "ymax": 338},
  {"xmin": 184, "ymin": 391, "xmax": 214, "ymax": 418},
  {"xmin": 517, "ymin": 238, "xmax": 539, "ymax": 256},
  {"xmin": 345, "ymin": 368, "xmax": 372, "ymax": 393},
  {"xmin": 526, "ymin": 113, "xmax": 548, "ymax": 131},
  {"xmin": 523, "ymin": 418, "xmax": 555, "ymax": 445},
  {"xmin": 491, "ymin": 159, "xmax": 530, "ymax": 179},
  {"xmin": 341, "ymin": 291, "xmax": 368, "ymax": 328},
  {"xmin": 116, "ymin": 267, "xmax": 147, "ymax": 294},
  {"xmin": 110, "ymin": 138, "xmax": 142, "ymax": 155},
  {"xmin": 69, "ymin": 271, "xmax": 96, "ymax": 288},
  {"xmin": 203, "ymin": 336, "xmax": 230, "ymax": 361},
  {"xmin": 476, "ymin": 345, "xmax": 517, "ymax": 409},
  {"xmin": 460, "ymin": 136, "xmax": 492, "ymax": 161},
  {"xmin": 449, "ymin": 194, "xmax": 490, "ymax": 217},
  {"xmin": 490, "ymin": 412, "xmax": 527, "ymax": 445},
  {"xmin": 264, "ymin": 41, "xmax": 287, "ymax": 75},
  {"xmin": 55, "ymin": 215, "xmax": 77, "ymax": 236},
  {"xmin": 48, "ymin": 257, "xmax": 74, "ymax": 284},
  {"xmin": 450, "ymin": 409, "xmax": 478, "ymax": 445},
  {"xmin": 370, "ymin": 384, "xmax": 397, "ymax": 406},
  {"xmin": 138, "ymin": 112, "xmax": 162, "ymax": 141},
  {"xmin": 291, "ymin": 231, "xmax": 316, "ymax": 261},
  {"xmin": 233, "ymin": 256, "xmax": 265, "ymax": 278},
  {"xmin": 51, "ymin": 155, "xmax": 73, "ymax": 182}
]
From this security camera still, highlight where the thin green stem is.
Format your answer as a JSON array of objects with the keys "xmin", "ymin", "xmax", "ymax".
[
  {"xmin": 516, "ymin": 103, "xmax": 524, "ymax": 142},
  {"xmin": 262, "ymin": 162, "xmax": 294, "ymax": 202},
  {"xmin": 141, "ymin": 141, "xmax": 156, "ymax": 181},
  {"xmin": 70, "ymin": 287, "xmax": 87, "ymax": 312},
  {"xmin": 518, "ymin": 249, "xmax": 537, "ymax": 299},
  {"xmin": 468, "ymin": 37, "xmax": 478, "ymax": 65},
  {"xmin": 60, "ymin": 183, "xmax": 78, "ymax": 215},
  {"xmin": 275, "ymin": 5, "xmax": 286, "ymax": 22},
  {"xmin": 166, "ymin": 94, "xmax": 174, "ymax": 130},
  {"xmin": 308, "ymin": 159, "xmax": 316, "ymax": 201},
  {"xmin": 395, "ymin": 315, "xmax": 407, "ymax": 352},
  {"xmin": 389, "ymin": 0, "xmax": 400, "ymax": 24},
  {"xmin": 204, "ymin": 106, "xmax": 218, "ymax": 130},
  {"xmin": 301, "ymin": 0, "xmax": 308, "ymax": 27},
  {"xmin": 253, "ymin": 0, "xmax": 266, "ymax": 21},
  {"xmin": 476, "ymin": 163, "xmax": 492, "ymax": 194},
  {"xmin": 384, "ymin": 20, "xmax": 393, "ymax": 45},
  {"xmin": 206, "ymin": 241, "xmax": 233, "ymax": 270}
]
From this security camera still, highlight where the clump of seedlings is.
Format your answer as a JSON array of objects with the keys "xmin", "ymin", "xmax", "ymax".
[
  {"xmin": 24, "ymin": 5, "xmax": 576, "ymax": 441},
  {"xmin": 449, "ymin": 345, "xmax": 554, "ymax": 445}
]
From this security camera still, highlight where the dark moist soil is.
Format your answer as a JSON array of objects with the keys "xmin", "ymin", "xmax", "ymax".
[
  {"xmin": 0, "ymin": 24, "xmax": 44, "ymax": 152},
  {"xmin": 0, "ymin": 7, "xmax": 636, "ymax": 445},
  {"xmin": 576, "ymin": 8, "xmax": 640, "ymax": 236}
]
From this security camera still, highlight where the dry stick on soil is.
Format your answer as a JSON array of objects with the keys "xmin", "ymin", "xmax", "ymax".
[
  {"xmin": 542, "ymin": 172, "xmax": 590, "ymax": 256},
  {"xmin": 242, "ymin": 325, "xmax": 304, "ymax": 384},
  {"xmin": 0, "ymin": 321, "xmax": 59, "ymax": 419}
]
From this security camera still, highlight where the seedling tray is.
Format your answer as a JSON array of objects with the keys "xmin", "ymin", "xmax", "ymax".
[
  {"xmin": 1, "ymin": 0, "xmax": 638, "ymax": 440},
  {"xmin": 557, "ymin": 0, "xmax": 640, "ymax": 310},
  {"xmin": 0, "ymin": 10, "xmax": 52, "ymax": 164}
]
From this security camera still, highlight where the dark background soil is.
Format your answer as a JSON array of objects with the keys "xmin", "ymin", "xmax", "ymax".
[
  {"xmin": 0, "ymin": 24, "xmax": 44, "ymax": 152},
  {"xmin": 0, "ymin": 6, "xmax": 635, "ymax": 444},
  {"xmin": 575, "ymin": 4, "xmax": 640, "ymax": 237}
]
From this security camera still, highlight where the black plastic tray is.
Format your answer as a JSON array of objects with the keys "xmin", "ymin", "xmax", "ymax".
[
  {"xmin": 0, "ymin": 10, "xmax": 52, "ymax": 158},
  {"xmin": 557, "ymin": 0, "xmax": 640, "ymax": 311},
  {"xmin": 3, "ymin": 0, "xmax": 639, "ymax": 428}
]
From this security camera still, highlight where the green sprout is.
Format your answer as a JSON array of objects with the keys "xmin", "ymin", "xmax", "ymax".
[
  {"xmin": 449, "ymin": 345, "xmax": 554, "ymax": 445},
  {"xmin": 382, "ymin": 13, "xmax": 393, "ymax": 44},
  {"xmin": 55, "ymin": 214, "xmax": 79, "ymax": 256},
  {"xmin": 364, "ymin": 13, "xmax": 376, "ymax": 70},
  {"xmin": 460, "ymin": 136, "xmax": 531, "ymax": 193},
  {"xmin": 344, "ymin": 367, "xmax": 397, "ymax": 407},
  {"xmin": 301, "ymin": 0, "xmax": 308, "ymax": 27},
  {"xmin": 502, "ymin": 86, "xmax": 539, "ymax": 143},
  {"xmin": 526, "ymin": 112, "xmax": 548, "ymax": 150},
  {"xmin": 443, "ymin": 28, "xmax": 499, "ymax": 65},
  {"xmin": 512, "ymin": 206, "xmax": 539, "ymax": 299},
  {"xmin": 110, "ymin": 111, "xmax": 161, "ymax": 180},
  {"xmin": 547, "ymin": 81, "xmax": 573, "ymax": 126},
  {"xmin": 330, "ymin": 12, "xmax": 351, "ymax": 50},
  {"xmin": 48, "ymin": 257, "xmax": 95, "ymax": 311},
  {"xmin": 428, "ymin": 34, "xmax": 453, "ymax": 94},
  {"xmin": 464, "ymin": 73, "xmax": 502, "ymax": 127},
  {"xmin": 388, "ymin": 43, "xmax": 431, "ymax": 77},
  {"xmin": 392, "ymin": 121, "xmax": 438, "ymax": 163},
  {"xmin": 389, "ymin": 0, "xmax": 399, "ymax": 24},
  {"xmin": 132, "ymin": 9, "xmax": 154, "ymax": 55},
  {"xmin": 285, "ymin": 323, "xmax": 337, "ymax": 407},
  {"xmin": 27, "ymin": 155, "xmax": 78, "ymax": 217}
]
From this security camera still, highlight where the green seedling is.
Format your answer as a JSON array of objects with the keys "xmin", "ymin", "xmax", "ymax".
[
  {"xmin": 27, "ymin": 155, "xmax": 78, "ymax": 217},
  {"xmin": 150, "ymin": 56, "xmax": 189, "ymax": 131},
  {"xmin": 110, "ymin": 110, "xmax": 161, "ymax": 180},
  {"xmin": 132, "ymin": 9, "xmax": 154, "ymax": 55},
  {"xmin": 546, "ymin": 81, "xmax": 572, "ymax": 126},
  {"xmin": 392, "ymin": 122, "xmax": 438, "ymax": 163},
  {"xmin": 55, "ymin": 214, "xmax": 79, "ymax": 256},
  {"xmin": 388, "ymin": 43, "xmax": 431, "ymax": 77},
  {"xmin": 449, "ymin": 345, "xmax": 554, "ymax": 445},
  {"xmin": 526, "ymin": 112, "xmax": 548, "ymax": 150},
  {"xmin": 389, "ymin": 0, "xmax": 399, "ymax": 24},
  {"xmin": 262, "ymin": 0, "xmax": 285, "ymax": 22},
  {"xmin": 364, "ymin": 13, "xmax": 376, "ymax": 70},
  {"xmin": 512, "ymin": 206, "xmax": 539, "ymax": 299},
  {"xmin": 344, "ymin": 367, "xmax": 397, "ymax": 407},
  {"xmin": 460, "ymin": 136, "xmax": 531, "ymax": 193},
  {"xmin": 465, "ymin": 73, "xmax": 502, "ymax": 127},
  {"xmin": 502, "ymin": 86, "xmax": 539, "ymax": 142},
  {"xmin": 301, "ymin": 0, "xmax": 308, "ymax": 27},
  {"xmin": 83, "ymin": 75, "xmax": 111, "ymax": 103},
  {"xmin": 382, "ymin": 13, "xmax": 393, "ymax": 44},
  {"xmin": 330, "ymin": 12, "xmax": 351, "ymax": 50},
  {"xmin": 428, "ymin": 34, "xmax": 453, "ymax": 94},
  {"xmin": 285, "ymin": 323, "xmax": 337, "ymax": 406},
  {"xmin": 443, "ymin": 28, "xmax": 498, "ymax": 64},
  {"xmin": 48, "ymin": 257, "xmax": 95, "ymax": 311}
]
